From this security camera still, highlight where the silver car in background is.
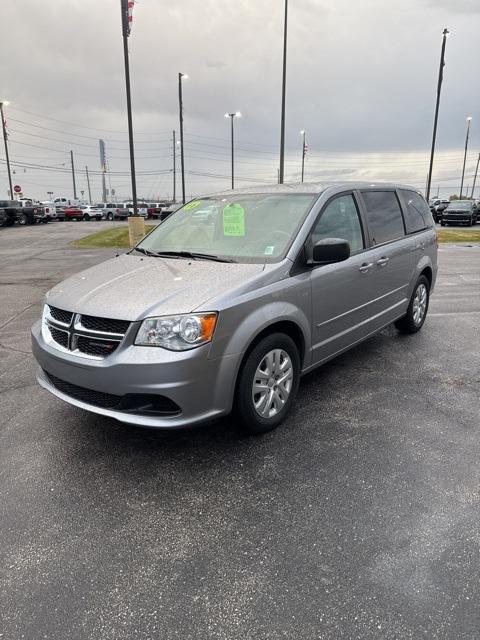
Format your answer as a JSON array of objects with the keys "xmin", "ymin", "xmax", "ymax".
[{"xmin": 32, "ymin": 182, "xmax": 437, "ymax": 433}]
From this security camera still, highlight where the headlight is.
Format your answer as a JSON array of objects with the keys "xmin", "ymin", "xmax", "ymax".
[{"xmin": 135, "ymin": 313, "xmax": 217, "ymax": 350}]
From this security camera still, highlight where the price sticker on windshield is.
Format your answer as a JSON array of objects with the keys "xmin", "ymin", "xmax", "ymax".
[
  {"xmin": 223, "ymin": 203, "xmax": 245, "ymax": 236},
  {"xmin": 183, "ymin": 200, "xmax": 202, "ymax": 211}
]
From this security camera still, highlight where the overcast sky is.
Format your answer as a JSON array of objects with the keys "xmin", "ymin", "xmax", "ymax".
[{"xmin": 1, "ymin": 0, "xmax": 480, "ymax": 201}]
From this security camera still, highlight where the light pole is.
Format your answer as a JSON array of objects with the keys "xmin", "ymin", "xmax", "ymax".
[
  {"xmin": 120, "ymin": 0, "xmax": 138, "ymax": 217},
  {"xmin": 178, "ymin": 72, "xmax": 188, "ymax": 203},
  {"xmin": 279, "ymin": 0, "xmax": 288, "ymax": 184},
  {"xmin": 426, "ymin": 28, "xmax": 449, "ymax": 203},
  {"xmin": 225, "ymin": 112, "xmax": 241, "ymax": 190},
  {"xmin": 470, "ymin": 153, "xmax": 480, "ymax": 199},
  {"xmin": 0, "ymin": 101, "xmax": 13, "ymax": 198},
  {"xmin": 460, "ymin": 116, "xmax": 472, "ymax": 199},
  {"xmin": 300, "ymin": 130, "xmax": 306, "ymax": 182}
]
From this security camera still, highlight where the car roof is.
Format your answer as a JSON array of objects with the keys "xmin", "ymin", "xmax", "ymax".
[{"xmin": 207, "ymin": 180, "xmax": 422, "ymax": 198}]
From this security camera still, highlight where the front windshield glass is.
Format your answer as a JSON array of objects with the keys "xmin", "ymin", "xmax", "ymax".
[
  {"xmin": 447, "ymin": 201, "xmax": 472, "ymax": 210},
  {"xmin": 137, "ymin": 194, "xmax": 317, "ymax": 263}
]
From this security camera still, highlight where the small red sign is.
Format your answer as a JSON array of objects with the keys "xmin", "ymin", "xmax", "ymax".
[{"xmin": 14, "ymin": 185, "xmax": 22, "ymax": 193}]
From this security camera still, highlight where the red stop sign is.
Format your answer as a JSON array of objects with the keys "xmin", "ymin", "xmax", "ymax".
[{"xmin": 14, "ymin": 185, "xmax": 22, "ymax": 193}]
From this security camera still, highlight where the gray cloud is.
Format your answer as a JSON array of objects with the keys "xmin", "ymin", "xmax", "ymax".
[{"xmin": 1, "ymin": 0, "xmax": 479, "ymax": 200}]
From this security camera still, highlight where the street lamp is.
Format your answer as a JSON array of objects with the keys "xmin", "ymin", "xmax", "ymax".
[
  {"xmin": 279, "ymin": 0, "xmax": 288, "ymax": 184},
  {"xmin": 426, "ymin": 28, "xmax": 450, "ymax": 203},
  {"xmin": 300, "ymin": 130, "xmax": 306, "ymax": 182},
  {"xmin": 0, "ymin": 100, "xmax": 13, "ymax": 198},
  {"xmin": 178, "ymin": 72, "xmax": 188, "ymax": 203},
  {"xmin": 224, "ymin": 112, "xmax": 241, "ymax": 189},
  {"xmin": 460, "ymin": 116, "xmax": 472, "ymax": 199}
]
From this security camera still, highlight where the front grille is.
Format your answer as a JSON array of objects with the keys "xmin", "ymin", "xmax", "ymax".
[
  {"xmin": 44, "ymin": 371, "xmax": 122, "ymax": 409},
  {"xmin": 80, "ymin": 314, "xmax": 130, "ymax": 334},
  {"xmin": 49, "ymin": 306, "xmax": 73, "ymax": 325},
  {"xmin": 50, "ymin": 326, "xmax": 69, "ymax": 349},
  {"xmin": 45, "ymin": 307, "xmax": 131, "ymax": 359},
  {"xmin": 44, "ymin": 371, "xmax": 181, "ymax": 416},
  {"xmin": 76, "ymin": 336, "xmax": 120, "ymax": 358}
]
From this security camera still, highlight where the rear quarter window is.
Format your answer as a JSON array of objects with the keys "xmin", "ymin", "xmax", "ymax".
[
  {"xmin": 400, "ymin": 190, "xmax": 432, "ymax": 233},
  {"xmin": 361, "ymin": 191, "xmax": 405, "ymax": 245}
]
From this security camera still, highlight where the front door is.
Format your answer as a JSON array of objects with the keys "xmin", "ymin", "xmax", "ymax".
[{"xmin": 309, "ymin": 193, "xmax": 380, "ymax": 365}]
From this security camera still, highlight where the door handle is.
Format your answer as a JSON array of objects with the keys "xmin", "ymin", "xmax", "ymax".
[
  {"xmin": 359, "ymin": 262, "xmax": 373, "ymax": 273},
  {"xmin": 376, "ymin": 256, "xmax": 390, "ymax": 267}
]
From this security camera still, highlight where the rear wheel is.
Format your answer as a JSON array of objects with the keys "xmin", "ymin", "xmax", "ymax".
[
  {"xmin": 395, "ymin": 275, "xmax": 430, "ymax": 334},
  {"xmin": 83, "ymin": 213, "xmax": 90, "ymax": 221},
  {"xmin": 19, "ymin": 213, "xmax": 29, "ymax": 225},
  {"xmin": 234, "ymin": 333, "xmax": 300, "ymax": 434},
  {"xmin": 107, "ymin": 212, "xmax": 113, "ymax": 221}
]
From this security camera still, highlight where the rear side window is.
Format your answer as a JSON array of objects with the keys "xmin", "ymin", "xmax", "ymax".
[
  {"xmin": 361, "ymin": 191, "xmax": 405, "ymax": 245},
  {"xmin": 400, "ymin": 190, "xmax": 431, "ymax": 233}
]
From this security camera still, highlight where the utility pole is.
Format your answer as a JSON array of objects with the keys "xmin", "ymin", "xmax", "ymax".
[
  {"xmin": 70, "ymin": 150, "xmax": 77, "ymax": 200},
  {"xmin": 178, "ymin": 72, "xmax": 188, "ymax": 203},
  {"xmin": 0, "ymin": 101, "xmax": 13, "ymax": 198},
  {"xmin": 460, "ymin": 116, "xmax": 472, "ymax": 199},
  {"xmin": 172, "ymin": 129, "xmax": 176, "ymax": 202},
  {"xmin": 85, "ymin": 166, "xmax": 92, "ymax": 204},
  {"xmin": 120, "ymin": 0, "xmax": 138, "ymax": 216},
  {"xmin": 300, "ymin": 130, "xmax": 306, "ymax": 182},
  {"xmin": 279, "ymin": 0, "xmax": 288, "ymax": 184},
  {"xmin": 470, "ymin": 153, "xmax": 480, "ymax": 198},
  {"xmin": 426, "ymin": 28, "xmax": 449, "ymax": 203}
]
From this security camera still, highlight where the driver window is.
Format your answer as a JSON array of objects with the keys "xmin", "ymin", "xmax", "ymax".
[{"xmin": 312, "ymin": 194, "xmax": 364, "ymax": 254}]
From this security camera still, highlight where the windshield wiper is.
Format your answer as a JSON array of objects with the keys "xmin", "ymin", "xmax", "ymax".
[
  {"xmin": 131, "ymin": 247, "xmax": 158, "ymax": 257},
  {"xmin": 149, "ymin": 250, "xmax": 237, "ymax": 263}
]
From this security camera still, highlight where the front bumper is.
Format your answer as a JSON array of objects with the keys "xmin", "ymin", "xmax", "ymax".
[
  {"xmin": 443, "ymin": 214, "xmax": 472, "ymax": 223},
  {"xmin": 31, "ymin": 321, "xmax": 240, "ymax": 428}
]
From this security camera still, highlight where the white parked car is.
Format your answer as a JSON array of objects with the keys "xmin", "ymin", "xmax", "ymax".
[{"xmin": 78, "ymin": 205, "xmax": 103, "ymax": 221}]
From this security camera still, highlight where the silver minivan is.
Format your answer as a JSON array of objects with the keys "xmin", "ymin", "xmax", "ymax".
[{"xmin": 32, "ymin": 182, "xmax": 437, "ymax": 433}]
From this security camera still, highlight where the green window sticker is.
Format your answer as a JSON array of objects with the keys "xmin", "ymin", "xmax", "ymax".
[
  {"xmin": 223, "ymin": 203, "xmax": 245, "ymax": 236},
  {"xmin": 183, "ymin": 200, "xmax": 202, "ymax": 211},
  {"xmin": 264, "ymin": 245, "xmax": 275, "ymax": 255}
]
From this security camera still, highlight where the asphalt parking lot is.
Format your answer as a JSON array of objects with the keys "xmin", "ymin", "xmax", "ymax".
[{"xmin": 1, "ymin": 222, "xmax": 479, "ymax": 640}]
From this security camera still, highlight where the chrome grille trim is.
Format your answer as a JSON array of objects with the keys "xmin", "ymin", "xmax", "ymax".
[{"xmin": 43, "ymin": 306, "xmax": 131, "ymax": 360}]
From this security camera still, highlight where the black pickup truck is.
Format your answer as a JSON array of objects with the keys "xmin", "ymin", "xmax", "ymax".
[{"xmin": 0, "ymin": 200, "xmax": 45, "ymax": 226}]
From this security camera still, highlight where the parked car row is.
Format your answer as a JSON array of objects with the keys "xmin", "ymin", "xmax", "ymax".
[
  {"xmin": 0, "ymin": 200, "xmax": 179, "ymax": 227},
  {"xmin": 429, "ymin": 199, "xmax": 479, "ymax": 226}
]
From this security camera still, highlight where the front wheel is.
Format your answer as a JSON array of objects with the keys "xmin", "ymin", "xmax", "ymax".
[
  {"xmin": 83, "ymin": 213, "xmax": 90, "ymax": 221},
  {"xmin": 107, "ymin": 212, "xmax": 113, "ymax": 221},
  {"xmin": 19, "ymin": 213, "xmax": 29, "ymax": 225},
  {"xmin": 395, "ymin": 275, "xmax": 430, "ymax": 334},
  {"xmin": 234, "ymin": 333, "xmax": 300, "ymax": 434}
]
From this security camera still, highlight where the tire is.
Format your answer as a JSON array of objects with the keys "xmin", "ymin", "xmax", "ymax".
[
  {"xmin": 83, "ymin": 213, "xmax": 90, "ymax": 221},
  {"xmin": 440, "ymin": 221, "xmax": 445, "ymax": 227},
  {"xmin": 395, "ymin": 275, "xmax": 430, "ymax": 334},
  {"xmin": 107, "ymin": 212, "xmax": 113, "ymax": 221},
  {"xmin": 19, "ymin": 213, "xmax": 29, "ymax": 226},
  {"xmin": 234, "ymin": 333, "xmax": 301, "ymax": 434}
]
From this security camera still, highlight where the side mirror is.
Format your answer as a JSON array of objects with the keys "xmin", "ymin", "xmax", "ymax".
[{"xmin": 311, "ymin": 237, "xmax": 350, "ymax": 265}]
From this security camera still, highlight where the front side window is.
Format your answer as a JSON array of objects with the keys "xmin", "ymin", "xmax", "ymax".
[
  {"xmin": 400, "ymin": 190, "xmax": 431, "ymax": 233},
  {"xmin": 311, "ymin": 194, "xmax": 364, "ymax": 254},
  {"xmin": 138, "ymin": 194, "xmax": 317, "ymax": 263},
  {"xmin": 361, "ymin": 191, "xmax": 405, "ymax": 245}
]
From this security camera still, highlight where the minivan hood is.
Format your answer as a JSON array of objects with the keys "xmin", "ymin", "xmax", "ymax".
[{"xmin": 46, "ymin": 254, "xmax": 266, "ymax": 320}]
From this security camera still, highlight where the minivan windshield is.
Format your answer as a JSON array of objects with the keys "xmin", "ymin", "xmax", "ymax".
[{"xmin": 137, "ymin": 194, "xmax": 317, "ymax": 263}]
